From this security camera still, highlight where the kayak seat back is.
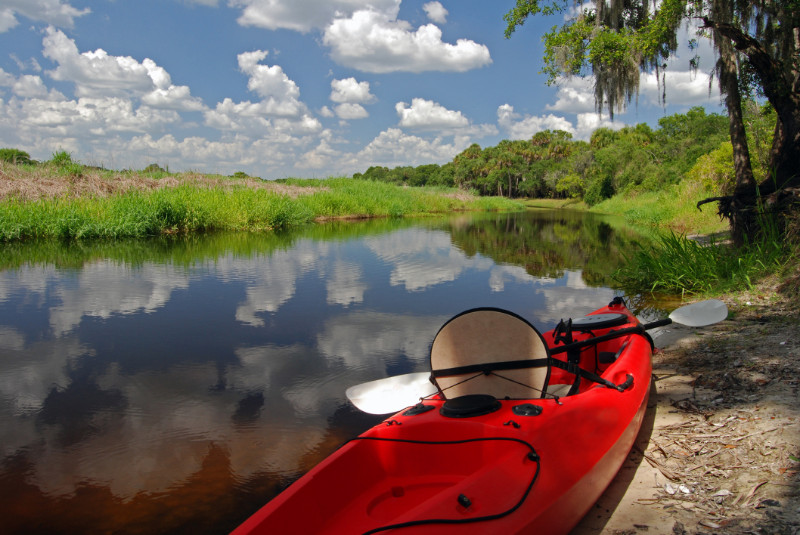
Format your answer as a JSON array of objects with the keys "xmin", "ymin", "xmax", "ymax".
[{"xmin": 430, "ymin": 308, "xmax": 551, "ymax": 400}]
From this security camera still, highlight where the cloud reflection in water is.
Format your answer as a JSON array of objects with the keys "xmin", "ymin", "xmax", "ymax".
[{"xmin": 0, "ymin": 211, "xmax": 645, "ymax": 533}]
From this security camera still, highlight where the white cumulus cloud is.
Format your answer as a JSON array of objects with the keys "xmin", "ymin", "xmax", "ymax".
[
  {"xmin": 41, "ymin": 27, "xmax": 204, "ymax": 112},
  {"xmin": 575, "ymin": 112, "xmax": 621, "ymax": 140},
  {"xmin": 330, "ymin": 77, "xmax": 375, "ymax": 104},
  {"xmin": 546, "ymin": 78, "xmax": 597, "ymax": 113},
  {"xmin": 238, "ymin": 50, "xmax": 300, "ymax": 101},
  {"xmin": 0, "ymin": 0, "xmax": 89, "ymax": 33},
  {"xmin": 230, "ymin": 0, "xmax": 401, "ymax": 33},
  {"xmin": 350, "ymin": 127, "xmax": 459, "ymax": 169},
  {"xmin": 329, "ymin": 78, "xmax": 374, "ymax": 120},
  {"xmin": 323, "ymin": 9, "xmax": 491, "ymax": 73},
  {"xmin": 396, "ymin": 98, "xmax": 468, "ymax": 130},
  {"xmin": 297, "ymin": 137, "xmax": 341, "ymax": 171},
  {"xmin": 201, "ymin": 50, "xmax": 320, "ymax": 135},
  {"xmin": 423, "ymin": 2, "xmax": 448, "ymax": 24},
  {"xmin": 640, "ymin": 70, "xmax": 721, "ymax": 107},
  {"xmin": 43, "ymin": 27, "xmax": 154, "ymax": 97},
  {"xmin": 334, "ymin": 103, "xmax": 368, "ymax": 120},
  {"xmin": 497, "ymin": 104, "xmax": 576, "ymax": 140},
  {"xmin": 12, "ymin": 74, "xmax": 52, "ymax": 99}
]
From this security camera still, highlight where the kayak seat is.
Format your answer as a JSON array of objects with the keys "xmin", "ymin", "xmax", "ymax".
[
  {"xmin": 544, "ymin": 383, "xmax": 572, "ymax": 398},
  {"xmin": 430, "ymin": 308, "xmax": 552, "ymax": 400}
]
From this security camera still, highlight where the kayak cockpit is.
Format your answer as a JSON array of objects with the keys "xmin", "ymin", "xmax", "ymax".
[
  {"xmin": 233, "ymin": 299, "xmax": 656, "ymax": 535},
  {"xmin": 428, "ymin": 303, "xmax": 640, "ymax": 405}
]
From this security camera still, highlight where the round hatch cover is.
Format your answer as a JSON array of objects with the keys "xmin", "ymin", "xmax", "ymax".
[{"xmin": 440, "ymin": 394, "xmax": 501, "ymax": 418}]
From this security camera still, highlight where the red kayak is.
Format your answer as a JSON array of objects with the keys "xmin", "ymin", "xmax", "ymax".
[{"xmin": 233, "ymin": 297, "xmax": 653, "ymax": 534}]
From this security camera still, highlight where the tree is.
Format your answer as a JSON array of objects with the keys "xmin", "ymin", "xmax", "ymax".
[
  {"xmin": 453, "ymin": 143, "xmax": 487, "ymax": 192},
  {"xmin": 0, "ymin": 148, "xmax": 32, "ymax": 165},
  {"xmin": 143, "ymin": 163, "xmax": 166, "ymax": 174},
  {"xmin": 505, "ymin": 0, "xmax": 800, "ymax": 244}
]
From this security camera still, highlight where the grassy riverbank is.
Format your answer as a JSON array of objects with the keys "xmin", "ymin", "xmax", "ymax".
[
  {"xmin": 523, "ymin": 180, "xmax": 728, "ymax": 236},
  {"xmin": 604, "ymin": 193, "xmax": 798, "ymax": 297},
  {"xmin": 604, "ymin": 190, "xmax": 797, "ymax": 297},
  {"xmin": 591, "ymin": 180, "xmax": 729, "ymax": 235},
  {"xmin": 0, "ymin": 162, "xmax": 521, "ymax": 242},
  {"xmin": 524, "ymin": 181, "xmax": 799, "ymax": 298}
]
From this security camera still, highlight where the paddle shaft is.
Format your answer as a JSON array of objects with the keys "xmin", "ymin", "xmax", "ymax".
[
  {"xmin": 433, "ymin": 318, "xmax": 672, "ymax": 382},
  {"xmin": 549, "ymin": 318, "xmax": 671, "ymax": 355},
  {"xmin": 346, "ymin": 299, "xmax": 728, "ymax": 413}
]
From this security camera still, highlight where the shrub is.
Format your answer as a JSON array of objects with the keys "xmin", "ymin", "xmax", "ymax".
[
  {"xmin": 50, "ymin": 150, "xmax": 75, "ymax": 167},
  {"xmin": 555, "ymin": 173, "xmax": 584, "ymax": 199},
  {"xmin": 143, "ymin": 163, "xmax": 166, "ymax": 173},
  {"xmin": 0, "ymin": 148, "xmax": 32, "ymax": 165},
  {"xmin": 584, "ymin": 175, "xmax": 614, "ymax": 206},
  {"xmin": 687, "ymin": 142, "xmax": 735, "ymax": 195},
  {"xmin": 615, "ymin": 223, "xmax": 788, "ymax": 296},
  {"xmin": 49, "ymin": 151, "xmax": 84, "ymax": 178}
]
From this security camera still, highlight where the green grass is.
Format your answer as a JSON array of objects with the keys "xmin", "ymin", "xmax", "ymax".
[
  {"xmin": 526, "ymin": 178, "xmax": 798, "ymax": 298},
  {"xmin": 0, "ymin": 178, "xmax": 522, "ymax": 242},
  {"xmin": 613, "ymin": 228, "xmax": 790, "ymax": 296},
  {"xmin": 591, "ymin": 180, "xmax": 728, "ymax": 235}
]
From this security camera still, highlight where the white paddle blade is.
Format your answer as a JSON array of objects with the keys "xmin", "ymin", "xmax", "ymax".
[
  {"xmin": 345, "ymin": 372, "xmax": 436, "ymax": 415},
  {"xmin": 669, "ymin": 299, "xmax": 728, "ymax": 327}
]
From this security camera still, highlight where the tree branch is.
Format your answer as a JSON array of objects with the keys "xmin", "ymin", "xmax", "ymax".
[{"xmin": 699, "ymin": 17, "xmax": 790, "ymax": 103}]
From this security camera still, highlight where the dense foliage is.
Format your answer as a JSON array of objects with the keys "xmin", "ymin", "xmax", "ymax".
[
  {"xmin": 503, "ymin": 0, "xmax": 800, "ymax": 244},
  {"xmin": 0, "ymin": 148, "xmax": 33, "ymax": 165},
  {"xmin": 354, "ymin": 105, "xmax": 776, "ymax": 206}
]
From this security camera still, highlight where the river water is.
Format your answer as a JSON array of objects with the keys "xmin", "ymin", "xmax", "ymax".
[{"xmin": 0, "ymin": 209, "xmax": 650, "ymax": 534}]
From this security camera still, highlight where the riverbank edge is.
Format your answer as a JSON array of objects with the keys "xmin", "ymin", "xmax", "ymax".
[
  {"xmin": 0, "ymin": 167, "xmax": 524, "ymax": 241},
  {"xmin": 527, "ymin": 187, "xmax": 800, "ymax": 532},
  {"xmin": 574, "ymin": 276, "xmax": 800, "ymax": 534}
]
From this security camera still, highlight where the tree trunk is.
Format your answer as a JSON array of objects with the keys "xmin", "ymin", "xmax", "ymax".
[
  {"xmin": 767, "ymin": 97, "xmax": 800, "ymax": 192},
  {"xmin": 700, "ymin": 16, "xmax": 800, "ymax": 241},
  {"xmin": 718, "ymin": 30, "xmax": 757, "ymax": 245},
  {"xmin": 703, "ymin": 19, "xmax": 800, "ymax": 189}
]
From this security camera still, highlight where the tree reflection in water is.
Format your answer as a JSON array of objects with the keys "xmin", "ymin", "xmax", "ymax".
[{"xmin": 0, "ymin": 210, "xmax": 652, "ymax": 534}]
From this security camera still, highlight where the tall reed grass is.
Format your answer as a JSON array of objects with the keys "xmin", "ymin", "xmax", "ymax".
[
  {"xmin": 0, "ymin": 177, "xmax": 521, "ymax": 242},
  {"xmin": 614, "ymin": 225, "xmax": 789, "ymax": 296}
]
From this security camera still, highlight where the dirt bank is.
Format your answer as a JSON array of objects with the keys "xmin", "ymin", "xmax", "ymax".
[
  {"xmin": 574, "ymin": 279, "xmax": 800, "ymax": 535},
  {"xmin": 0, "ymin": 162, "xmax": 319, "ymax": 202}
]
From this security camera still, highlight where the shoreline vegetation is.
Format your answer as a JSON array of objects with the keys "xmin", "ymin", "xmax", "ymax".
[
  {"xmin": 0, "ymin": 160, "xmax": 520, "ymax": 242},
  {"xmin": 3, "ymin": 158, "xmax": 799, "ymax": 535},
  {"xmin": 1, "ymin": 150, "xmax": 796, "ymax": 302}
]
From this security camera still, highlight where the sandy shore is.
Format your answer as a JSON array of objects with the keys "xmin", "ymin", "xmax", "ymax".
[{"xmin": 572, "ymin": 286, "xmax": 800, "ymax": 534}]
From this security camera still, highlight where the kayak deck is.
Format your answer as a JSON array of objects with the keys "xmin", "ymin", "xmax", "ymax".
[{"xmin": 233, "ymin": 300, "xmax": 653, "ymax": 535}]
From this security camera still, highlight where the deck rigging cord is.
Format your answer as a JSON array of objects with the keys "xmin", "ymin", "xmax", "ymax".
[{"xmin": 345, "ymin": 436, "xmax": 542, "ymax": 535}]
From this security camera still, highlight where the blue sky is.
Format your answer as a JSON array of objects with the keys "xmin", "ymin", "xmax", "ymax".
[{"xmin": 0, "ymin": 0, "xmax": 724, "ymax": 178}]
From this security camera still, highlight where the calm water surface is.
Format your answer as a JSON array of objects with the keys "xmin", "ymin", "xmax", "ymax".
[{"xmin": 0, "ymin": 210, "xmax": 651, "ymax": 534}]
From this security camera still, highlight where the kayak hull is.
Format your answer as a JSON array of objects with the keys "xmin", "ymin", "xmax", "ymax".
[{"xmin": 233, "ymin": 301, "xmax": 652, "ymax": 535}]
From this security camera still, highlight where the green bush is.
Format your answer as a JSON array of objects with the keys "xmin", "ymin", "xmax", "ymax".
[
  {"xmin": 614, "ymin": 225, "xmax": 788, "ymax": 296},
  {"xmin": 50, "ymin": 150, "xmax": 74, "ymax": 167},
  {"xmin": 143, "ymin": 163, "xmax": 167, "ymax": 173},
  {"xmin": 0, "ymin": 148, "xmax": 32, "ymax": 165},
  {"xmin": 555, "ymin": 173, "xmax": 584, "ymax": 199},
  {"xmin": 687, "ymin": 142, "xmax": 735, "ymax": 195},
  {"xmin": 584, "ymin": 175, "xmax": 614, "ymax": 206}
]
